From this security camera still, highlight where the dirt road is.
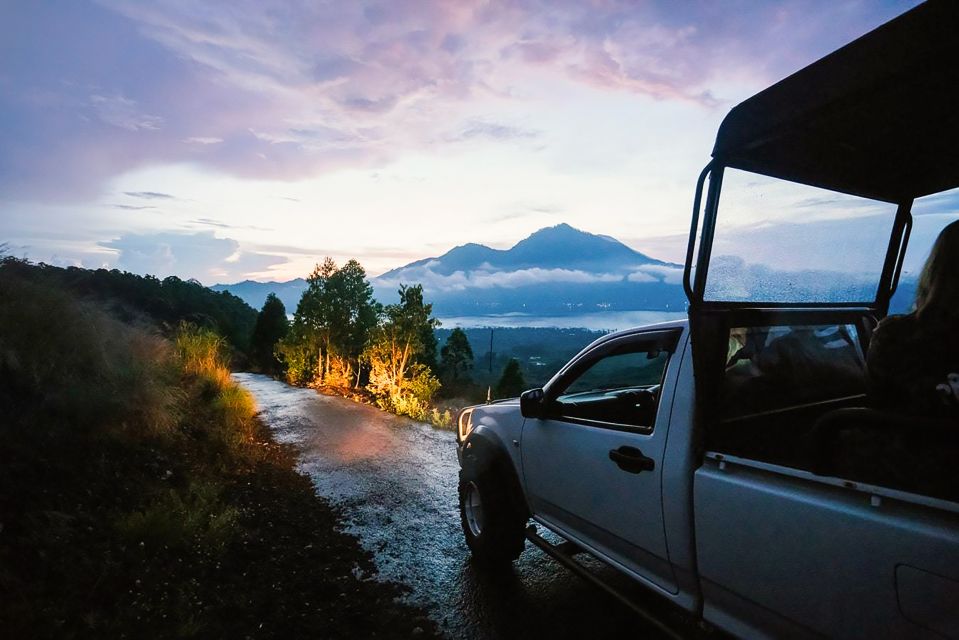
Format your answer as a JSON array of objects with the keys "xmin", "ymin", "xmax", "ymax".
[{"xmin": 236, "ymin": 373, "xmax": 678, "ymax": 639}]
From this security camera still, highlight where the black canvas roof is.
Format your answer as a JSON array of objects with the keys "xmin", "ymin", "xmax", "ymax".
[{"xmin": 712, "ymin": 0, "xmax": 959, "ymax": 203}]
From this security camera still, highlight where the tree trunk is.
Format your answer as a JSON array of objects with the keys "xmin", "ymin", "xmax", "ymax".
[{"xmin": 324, "ymin": 338, "xmax": 330, "ymax": 384}]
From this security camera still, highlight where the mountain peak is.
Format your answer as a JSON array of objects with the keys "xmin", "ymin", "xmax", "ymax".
[
  {"xmin": 518, "ymin": 222, "xmax": 625, "ymax": 246},
  {"xmin": 507, "ymin": 222, "xmax": 663, "ymax": 269},
  {"xmin": 542, "ymin": 222, "xmax": 576, "ymax": 232},
  {"xmin": 377, "ymin": 222, "xmax": 670, "ymax": 279},
  {"xmin": 520, "ymin": 222, "xmax": 582, "ymax": 241}
]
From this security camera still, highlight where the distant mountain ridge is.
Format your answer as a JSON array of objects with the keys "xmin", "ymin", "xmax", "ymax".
[
  {"xmin": 212, "ymin": 224, "xmax": 687, "ymax": 317},
  {"xmin": 210, "ymin": 278, "xmax": 307, "ymax": 313}
]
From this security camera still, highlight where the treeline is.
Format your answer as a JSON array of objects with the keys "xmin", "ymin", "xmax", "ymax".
[
  {"xmin": 252, "ymin": 258, "xmax": 527, "ymax": 425},
  {"xmin": 0, "ymin": 256, "xmax": 257, "ymax": 354}
]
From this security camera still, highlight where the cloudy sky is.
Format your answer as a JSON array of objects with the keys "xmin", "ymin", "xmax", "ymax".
[{"xmin": 0, "ymin": 1, "xmax": 926, "ymax": 284}]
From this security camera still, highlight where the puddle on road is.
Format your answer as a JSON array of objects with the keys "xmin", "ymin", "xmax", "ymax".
[{"xmin": 235, "ymin": 373, "xmax": 670, "ymax": 639}]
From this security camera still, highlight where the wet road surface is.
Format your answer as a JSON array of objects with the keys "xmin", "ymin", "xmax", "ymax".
[{"xmin": 236, "ymin": 373, "xmax": 689, "ymax": 639}]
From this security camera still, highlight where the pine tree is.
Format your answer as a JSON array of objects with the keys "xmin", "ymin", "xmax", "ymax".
[
  {"xmin": 251, "ymin": 293, "xmax": 289, "ymax": 374},
  {"xmin": 440, "ymin": 328, "xmax": 474, "ymax": 386},
  {"xmin": 496, "ymin": 358, "xmax": 526, "ymax": 398}
]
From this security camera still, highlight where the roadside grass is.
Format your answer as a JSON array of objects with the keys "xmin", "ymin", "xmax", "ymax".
[
  {"xmin": 175, "ymin": 324, "xmax": 258, "ymax": 450},
  {"xmin": 0, "ymin": 267, "xmax": 439, "ymax": 638}
]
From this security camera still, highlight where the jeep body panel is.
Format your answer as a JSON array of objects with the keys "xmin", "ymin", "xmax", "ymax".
[{"xmin": 695, "ymin": 454, "xmax": 959, "ymax": 640}]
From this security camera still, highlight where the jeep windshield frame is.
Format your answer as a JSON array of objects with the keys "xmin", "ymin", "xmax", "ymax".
[
  {"xmin": 683, "ymin": 1, "xmax": 959, "ymax": 466},
  {"xmin": 684, "ymin": 0, "xmax": 959, "ymax": 314}
]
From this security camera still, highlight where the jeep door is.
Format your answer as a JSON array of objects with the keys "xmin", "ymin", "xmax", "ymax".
[{"xmin": 521, "ymin": 327, "xmax": 683, "ymax": 595}]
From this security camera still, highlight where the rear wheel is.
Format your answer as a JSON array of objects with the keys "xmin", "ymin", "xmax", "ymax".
[{"xmin": 458, "ymin": 466, "xmax": 526, "ymax": 566}]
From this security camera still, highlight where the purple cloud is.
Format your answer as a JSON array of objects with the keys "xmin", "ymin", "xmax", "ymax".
[
  {"xmin": 446, "ymin": 119, "xmax": 539, "ymax": 143},
  {"xmin": 0, "ymin": 0, "xmax": 920, "ymax": 202}
]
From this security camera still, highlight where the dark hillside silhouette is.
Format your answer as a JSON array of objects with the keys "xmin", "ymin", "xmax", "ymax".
[{"xmin": 1, "ymin": 257, "xmax": 257, "ymax": 353}]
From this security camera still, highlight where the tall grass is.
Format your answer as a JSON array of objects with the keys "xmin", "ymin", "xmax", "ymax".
[
  {"xmin": 174, "ymin": 323, "xmax": 258, "ymax": 448},
  {"xmin": 175, "ymin": 326, "xmax": 229, "ymax": 384}
]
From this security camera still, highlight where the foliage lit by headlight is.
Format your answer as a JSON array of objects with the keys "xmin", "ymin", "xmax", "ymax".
[{"xmin": 458, "ymin": 408, "xmax": 474, "ymax": 441}]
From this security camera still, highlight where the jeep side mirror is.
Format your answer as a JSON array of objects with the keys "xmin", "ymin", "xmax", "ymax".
[{"xmin": 520, "ymin": 388, "xmax": 546, "ymax": 419}]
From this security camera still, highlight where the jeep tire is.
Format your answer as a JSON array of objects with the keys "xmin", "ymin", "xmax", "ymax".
[{"xmin": 458, "ymin": 465, "xmax": 526, "ymax": 566}]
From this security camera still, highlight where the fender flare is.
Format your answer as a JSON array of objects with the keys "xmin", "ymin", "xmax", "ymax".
[{"xmin": 461, "ymin": 429, "xmax": 530, "ymax": 522}]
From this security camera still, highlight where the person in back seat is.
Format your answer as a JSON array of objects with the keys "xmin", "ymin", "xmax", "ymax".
[{"xmin": 867, "ymin": 220, "xmax": 959, "ymax": 419}]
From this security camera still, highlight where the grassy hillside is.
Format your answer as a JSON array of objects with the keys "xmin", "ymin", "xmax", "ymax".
[
  {"xmin": 0, "ymin": 257, "xmax": 256, "ymax": 354},
  {"xmin": 0, "ymin": 262, "xmax": 438, "ymax": 638}
]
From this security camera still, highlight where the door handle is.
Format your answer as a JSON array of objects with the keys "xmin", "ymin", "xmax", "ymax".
[{"xmin": 608, "ymin": 446, "xmax": 655, "ymax": 474}]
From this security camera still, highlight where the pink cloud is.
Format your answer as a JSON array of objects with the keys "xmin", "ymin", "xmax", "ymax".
[{"xmin": 0, "ymin": 0, "xmax": 921, "ymax": 201}]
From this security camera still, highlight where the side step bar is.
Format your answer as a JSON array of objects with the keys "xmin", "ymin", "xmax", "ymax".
[{"xmin": 524, "ymin": 525, "xmax": 690, "ymax": 640}]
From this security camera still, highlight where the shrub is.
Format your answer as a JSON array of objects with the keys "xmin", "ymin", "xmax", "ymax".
[
  {"xmin": 429, "ymin": 407, "xmax": 454, "ymax": 429},
  {"xmin": 175, "ymin": 324, "xmax": 231, "ymax": 388},
  {"xmin": 372, "ymin": 364, "xmax": 440, "ymax": 422},
  {"xmin": 321, "ymin": 355, "xmax": 354, "ymax": 388},
  {"xmin": 275, "ymin": 338, "xmax": 318, "ymax": 387},
  {"xmin": 0, "ymin": 260, "xmax": 269, "ymax": 637},
  {"xmin": 212, "ymin": 384, "xmax": 257, "ymax": 445}
]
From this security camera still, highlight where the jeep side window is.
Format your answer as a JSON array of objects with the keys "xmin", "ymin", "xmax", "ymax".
[
  {"xmin": 722, "ymin": 323, "xmax": 867, "ymax": 420},
  {"xmin": 552, "ymin": 344, "xmax": 670, "ymax": 430},
  {"xmin": 707, "ymin": 321, "xmax": 870, "ymax": 468}
]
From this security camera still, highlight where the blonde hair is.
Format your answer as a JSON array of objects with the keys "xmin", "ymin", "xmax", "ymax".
[{"xmin": 915, "ymin": 219, "xmax": 959, "ymax": 320}]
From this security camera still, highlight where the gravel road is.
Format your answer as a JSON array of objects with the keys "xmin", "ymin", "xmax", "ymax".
[{"xmin": 235, "ymin": 373, "xmax": 681, "ymax": 639}]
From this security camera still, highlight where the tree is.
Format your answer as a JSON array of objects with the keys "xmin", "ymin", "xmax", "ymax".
[
  {"xmin": 277, "ymin": 261, "xmax": 332, "ymax": 386},
  {"xmin": 439, "ymin": 328, "xmax": 473, "ymax": 387},
  {"xmin": 496, "ymin": 358, "xmax": 526, "ymax": 398},
  {"xmin": 325, "ymin": 260, "xmax": 379, "ymax": 387},
  {"xmin": 418, "ymin": 312, "xmax": 439, "ymax": 372},
  {"xmin": 281, "ymin": 258, "xmax": 378, "ymax": 387},
  {"xmin": 0, "ymin": 255, "xmax": 258, "ymax": 355},
  {"xmin": 295, "ymin": 257, "xmax": 338, "ymax": 381},
  {"xmin": 364, "ymin": 284, "xmax": 441, "ymax": 415},
  {"xmin": 388, "ymin": 283, "xmax": 438, "ymax": 369},
  {"xmin": 250, "ymin": 293, "xmax": 289, "ymax": 375}
]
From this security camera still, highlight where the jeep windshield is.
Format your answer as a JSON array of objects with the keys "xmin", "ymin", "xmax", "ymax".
[
  {"xmin": 684, "ymin": 1, "xmax": 959, "ymax": 312},
  {"xmin": 700, "ymin": 169, "xmax": 899, "ymax": 304}
]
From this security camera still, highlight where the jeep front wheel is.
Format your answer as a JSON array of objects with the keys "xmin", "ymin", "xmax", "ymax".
[{"xmin": 458, "ymin": 467, "xmax": 525, "ymax": 566}]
